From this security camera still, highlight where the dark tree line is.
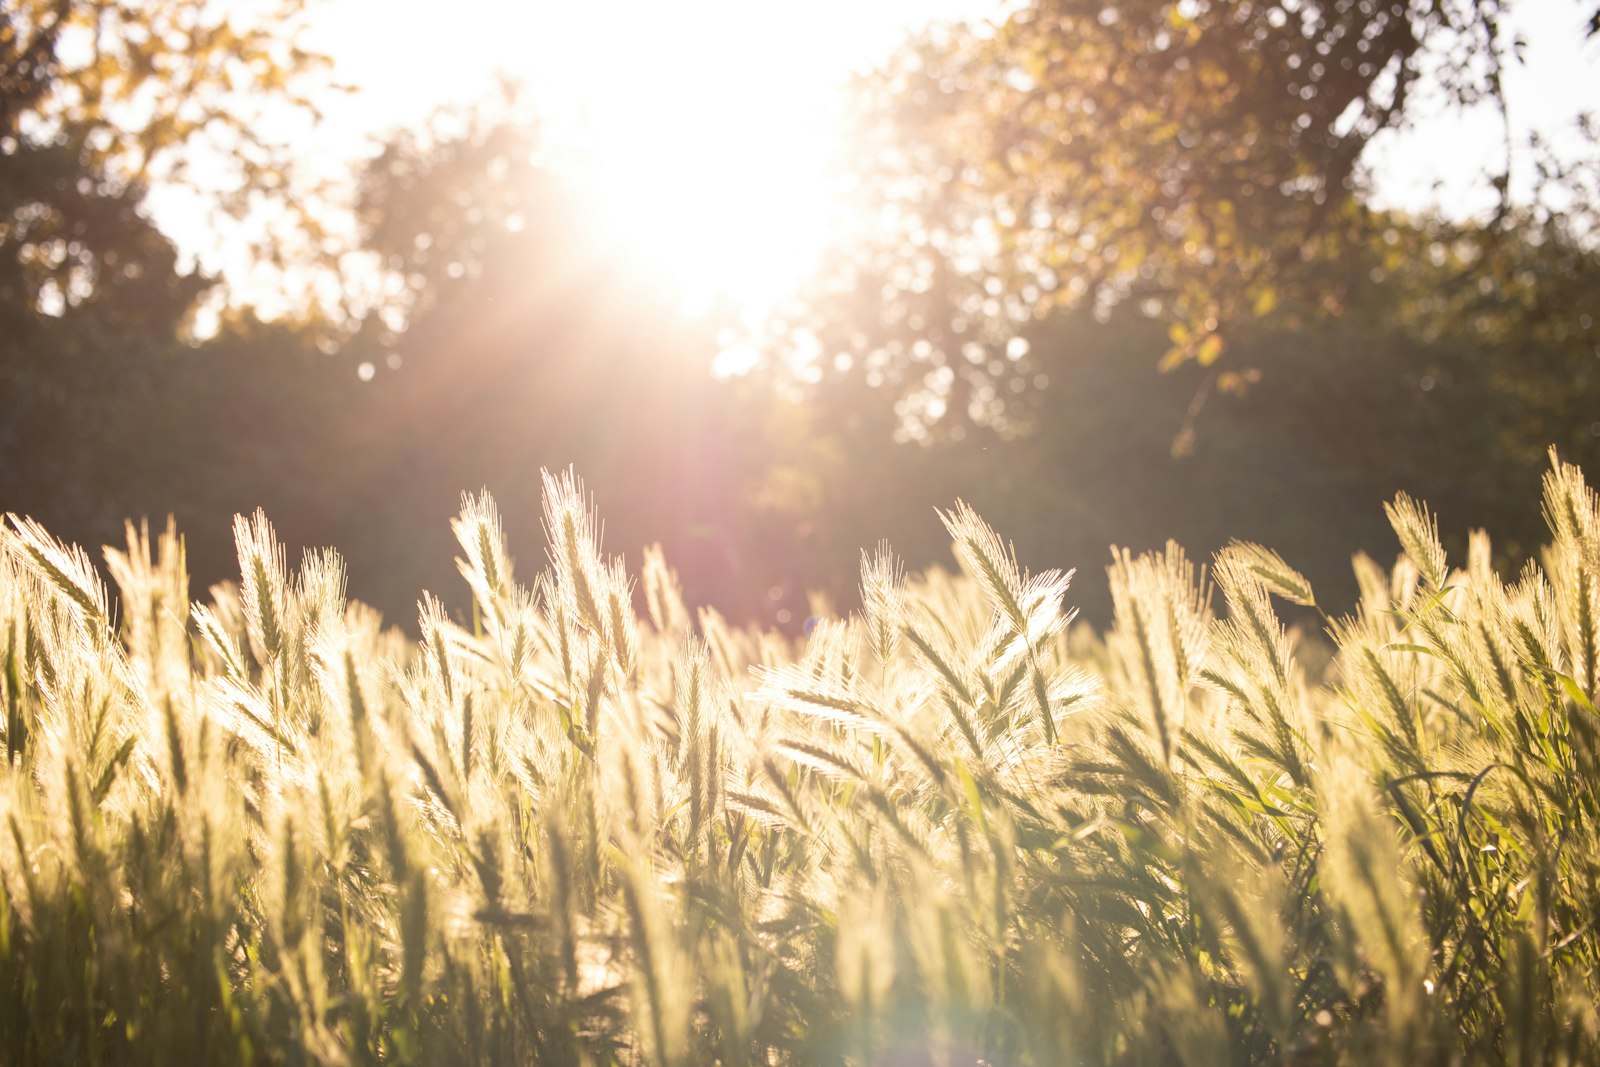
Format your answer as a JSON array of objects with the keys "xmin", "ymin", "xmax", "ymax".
[{"xmin": 3, "ymin": 0, "xmax": 1599, "ymax": 629}]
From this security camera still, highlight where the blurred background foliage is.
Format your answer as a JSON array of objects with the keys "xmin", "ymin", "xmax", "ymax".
[{"xmin": 2, "ymin": 0, "xmax": 1599, "ymax": 628}]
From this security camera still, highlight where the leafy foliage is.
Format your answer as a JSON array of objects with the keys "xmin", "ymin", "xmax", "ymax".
[
  {"xmin": 2, "ymin": 0, "xmax": 337, "ymax": 318},
  {"xmin": 3, "ymin": 458, "xmax": 1600, "ymax": 1063},
  {"xmin": 772, "ymin": 0, "xmax": 1600, "ymax": 415}
]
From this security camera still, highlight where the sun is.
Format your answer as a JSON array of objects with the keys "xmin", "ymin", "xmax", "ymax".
[{"xmin": 508, "ymin": 3, "xmax": 852, "ymax": 322}]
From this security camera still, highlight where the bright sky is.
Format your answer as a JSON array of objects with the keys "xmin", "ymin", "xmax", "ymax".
[
  {"xmin": 147, "ymin": 0, "xmax": 1600, "ymax": 326},
  {"xmin": 292, "ymin": 0, "xmax": 987, "ymax": 321},
  {"xmin": 1364, "ymin": 2, "xmax": 1600, "ymax": 219}
]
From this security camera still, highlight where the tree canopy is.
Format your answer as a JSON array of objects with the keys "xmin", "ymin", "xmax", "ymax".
[
  {"xmin": 768, "ymin": 0, "xmax": 1600, "ymax": 434},
  {"xmin": 1, "ymin": 0, "xmax": 336, "ymax": 320}
]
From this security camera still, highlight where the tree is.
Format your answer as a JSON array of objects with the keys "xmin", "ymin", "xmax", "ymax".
[
  {"xmin": 1, "ymin": 1, "xmax": 365, "ymax": 598},
  {"xmin": 2, "ymin": 0, "xmax": 337, "ymax": 320},
  {"xmin": 748, "ymin": 214, "xmax": 1600, "ymax": 623},
  {"xmin": 767, "ymin": 0, "xmax": 1599, "ymax": 427}
]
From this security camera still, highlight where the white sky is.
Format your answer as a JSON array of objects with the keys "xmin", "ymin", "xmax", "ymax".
[
  {"xmin": 1364, "ymin": 1, "xmax": 1600, "ymax": 217},
  {"xmin": 307, "ymin": 0, "xmax": 987, "ymax": 131}
]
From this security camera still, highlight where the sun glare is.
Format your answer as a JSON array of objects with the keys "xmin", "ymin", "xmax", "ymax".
[
  {"xmin": 512, "ymin": 4, "xmax": 857, "ymax": 321},
  {"xmin": 309, "ymin": 0, "xmax": 981, "ymax": 325}
]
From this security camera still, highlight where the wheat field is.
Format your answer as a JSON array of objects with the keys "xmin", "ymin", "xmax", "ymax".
[{"xmin": 1, "ymin": 457, "xmax": 1597, "ymax": 1065}]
